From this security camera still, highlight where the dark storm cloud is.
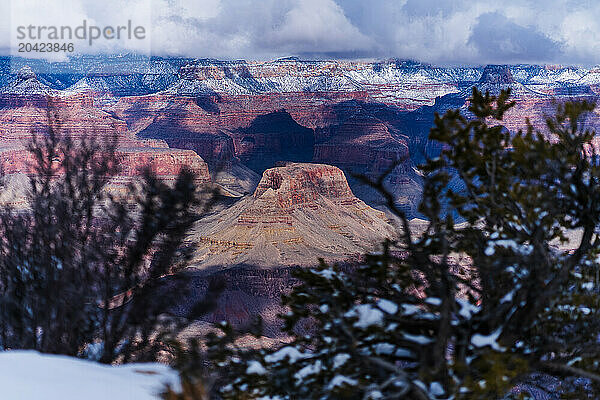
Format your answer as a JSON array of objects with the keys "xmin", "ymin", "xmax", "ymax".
[{"xmin": 468, "ymin": 12, "xmax": 563, "ymax": 63}]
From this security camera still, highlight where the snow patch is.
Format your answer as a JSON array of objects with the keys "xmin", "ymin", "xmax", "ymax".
[
  {"xmin": 377, "ymin": 299, "xmax": 398, "ymax": 314},
  {"xmin": 485, "ymin": 240, "xmax": 533, "ymax": 256},
  {"xmin": 430, "ymin": 381, "xmax": 445, "ymax": 396},
  {"xmin": 265, "ymin": 346, "xmax": 310, "ymax": 364},
  {"xmin": 333, "ymin": 353, "xmax": 350, "ymax": 369},
  {"xmin": 403, "ymin": 333, "xmax": 433, "ymax": 345},
  {"xmin": 294, "ymin": 360, "xmax": 322, "ymax": 383},
  {"xmin": 313, "ymin": 269, "xmax": 336, "ymax": 280},
  {"xmin": 346, "ymin": 304, "xmax": 384, "ymax": 328},
  {"xmin": 500, "ymin": 289, "xmax": 516, "ymax": 304},
  {"xmin": 457, "ymin": 298, "xmax": 480, "ymax": 319},
  {"xmin": 0, "ymin": 350, "xmax": 178, "ymax": 400},
  {"xmin": 327, "ymin": 375, "xmax": 358, "ymax": 390},
  {"xmin": 471, "ymin": 328, "xmax": 505, "ymax": 351},
  {"xmin": 425, "ymin": 297, "xmax": 442, "ymax": 306},
  {"xmin": 246, "ymin": 361, "xmax": 267, "ymax": 375}
]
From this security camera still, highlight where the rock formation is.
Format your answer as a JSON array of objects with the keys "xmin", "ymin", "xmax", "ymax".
[{"xmin": 190, "ymin": 163, "xmax": 395, "ymax": 268}]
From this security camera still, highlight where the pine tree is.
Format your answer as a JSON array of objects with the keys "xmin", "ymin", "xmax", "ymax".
[
  {"xmin": 0, "ymin": 107, "xmax": 220, "ymax": 363},
  {"xmin": 197, "ymin": 88, "xmax": 600, "ymax": 399}
]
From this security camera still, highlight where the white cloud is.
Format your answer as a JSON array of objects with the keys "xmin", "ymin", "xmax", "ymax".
[
  {"xmin": 263, "ymin": 0, "xmax": 373, "ymax": 54},
  {"xmin": 560, "ymin": 9, "xmax": 600, "ymax": 63},
  {"xmin": 178, "ymin": 0, "xmax": 223, "ymax": 20}
]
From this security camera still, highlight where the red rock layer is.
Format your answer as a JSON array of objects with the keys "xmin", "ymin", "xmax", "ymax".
[
  {"xmin": 111, "ymin": 92, "xmax": 367, "ymax": 134},
  {"xmin": 0, "ymin": 91, "xmax": 212, "ymax": 185},
  {"xmin": 253, "ymin": 163, "xmax": 356, "ymax": 208},
  {"xmin": 0, "ymin": 147, "xmax": 211, "ymax": 184},
  {"xmin": 116, "ymin": 148, "xmax": 211, "ymax": 184}
]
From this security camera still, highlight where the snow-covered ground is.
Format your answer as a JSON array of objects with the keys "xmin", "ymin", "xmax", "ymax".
[{"xmin": 0, "ymin": 351, "xmax": 179, "ymax": 400}]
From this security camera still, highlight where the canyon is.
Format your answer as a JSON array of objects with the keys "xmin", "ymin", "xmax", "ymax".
[
  {"xmin": 3, "ymin": 56, "xmax": 600, "ymax": 332},
  {"xmin": 2, "ymin": 57, "xmax": 600, "ymax": 257}
]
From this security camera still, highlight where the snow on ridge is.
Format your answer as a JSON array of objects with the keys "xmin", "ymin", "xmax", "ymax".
[
  {"xmin": 0, "ymin": 67, "xmax": 59, "ymax": 96},
  {"xmin": 0, "ymin": 60, "xmax": 594, "ymax": 100},
  {"xmin": 64, "ymin": 76, "xmax": 112, "ymax": 94}
]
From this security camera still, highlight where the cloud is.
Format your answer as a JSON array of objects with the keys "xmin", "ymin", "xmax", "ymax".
[
  {"xmin": 3, "ymin": 0, "xmax": 600, "ymax": 65},
  {"xmin": 262, "ymin": 0, "xmax": 373, "ymax": 56},
  {"xmin": 468, "ymin": 11, "xmax": 563, "ymax": 63},
  {"xmin": 148, "ymin": 0, "xmax": 374, "ymax": 59}
]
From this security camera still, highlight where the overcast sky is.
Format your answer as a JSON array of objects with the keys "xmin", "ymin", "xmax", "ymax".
[{"xmin": 4, "ymin": 0, "xmax": 600, "ymax": 65}]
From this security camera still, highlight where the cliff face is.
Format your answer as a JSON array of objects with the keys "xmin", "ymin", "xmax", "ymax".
[
  {"xmin": 116, "ymin": 148, "xmax": 211, "ymax": 184},
  {"xmin": 399, "ymin": 63, "xmax": 600, "ymax": 168},
  {"xmin": 252, "ymin": 162, "xmax": 356, "ymax": 206},
  {"xmin": 474, "ymin": 66, "xmax": 599, "ymax": 135},
  {"xmin": 191, "ymin": 163, "xmax": 395, "ymax": 268},
  {"xmin": 109, "ymin": 89, "xmax": 369, "ymax": 196},
  {"xmin": 0, "ymin": 67, "xmax": 212, "ymax": 200},
  {"xmin": 478, "ymin": 65, "xmax": 515, "ymax": 86},
  {"xmin": 111, "ymin": 90, "xmax": 368, "ymax": 144},
  {"xmin": 111, "ymin": 95, "xmax": 238, "ymax": 166},
  {"xmin": 231, "ymin": 110, "xmax": 315, "ymax": 173},
  {"xmin": 106, "ymin": 74, "xmax": 425, "ymax": 215},
  {"xmin": 314, "ymin": 113, "xmax": 410, "ymax": 177},
  {"xmin": 167, "ymin": 58, "xmax": 480, "ymax": 110}
]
